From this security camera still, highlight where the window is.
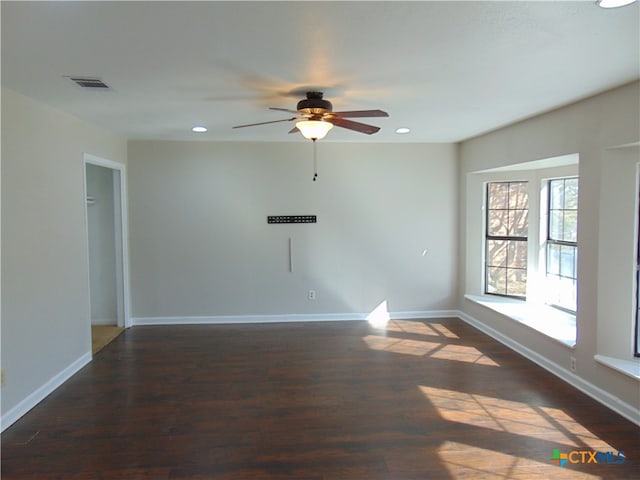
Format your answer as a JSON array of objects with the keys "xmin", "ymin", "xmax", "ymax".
[
  {"xmin": 485, "ymin": 181, "xmax": 529, "ymax": 298},
  {"xmin": 546, "ymin": 178, "xmax": 578, "ymax": 312},
  {"xmin": 468, "ymin": 157, "xmax": 580, "ymax": 347}
]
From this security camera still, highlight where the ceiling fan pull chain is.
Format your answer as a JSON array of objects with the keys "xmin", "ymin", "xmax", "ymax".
[{"xmin": 312, "ymin": 139, "xmax": 318, "ymax": 182}]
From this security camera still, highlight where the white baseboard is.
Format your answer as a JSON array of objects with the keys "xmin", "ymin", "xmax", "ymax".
[
  {"xmin": 456, "ymin": 310, "xmax": 640, "ymax": 426},
  {"xmin": 1, "ymin": 351, "xmax": 92, "ymax": 432},
  {"xmin": 131, "ymin": 310, "xmax": 459, "ymax": 326},
  {"xmin": 392, "ymin": 310, "xmax": 459, "ymax": 319},
  {"xmin": 133, "ymin": 313, "xmax": 363, "ymax": 325}
]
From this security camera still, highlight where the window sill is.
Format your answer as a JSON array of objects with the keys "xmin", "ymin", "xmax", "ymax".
[
  {"xmin": 464, "ymin": 294, "xmax": 577, "ymax": 348},
  {"xmin": 594, "ymin": 355, "xmax": 640, "ymax": 381}
]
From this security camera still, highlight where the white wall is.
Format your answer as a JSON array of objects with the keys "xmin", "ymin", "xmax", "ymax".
[
  {"xmin": 1, "ymin": 87, "xmax": 127, "ymax": 422},
  {"xmin": 458, "ymin": 81, "xmax": 640, "ymax": 415},
  {"xmin": 597, "ymin": 146, "xmax": 639, "ymax": 359},
  {"xmin": 86, "ymin": 163, "xmax": 117, "ymax": 325},
  {"xmin": 127, "ymin": 141, "xmax": 458, "ymax": 320}
]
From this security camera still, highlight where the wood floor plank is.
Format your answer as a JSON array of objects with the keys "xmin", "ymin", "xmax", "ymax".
[{"xmin": 2, "ymin": 318, "xmax": 639, "ymax": 479}]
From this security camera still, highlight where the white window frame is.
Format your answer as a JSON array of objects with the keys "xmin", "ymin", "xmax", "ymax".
[{"xmin": 466, "ymin": 158, "xmax": 579, "ymax": 347}]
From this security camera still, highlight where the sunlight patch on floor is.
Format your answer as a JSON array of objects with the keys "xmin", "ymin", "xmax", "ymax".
[
  {"xmin": 438, "ymin": 441, "xmax": 602, "ymax": 480},
  {"xmin": 537, "ymin": 405, "xmax": 618, "ymax": 452},
  {"xmin": 420, "ymin": 386, "xmax": 615, "ymax": 450},
  {"xmin": 428, "ymin": 322, "xmax": 460, "ymax": 339},
  {"xmin": 380, "ymin": 319, "xmax": 460, "ymax": 339},
  {"xmin": 429, "ymin": 344, "xmax": 500, "ymax": 366},
  {"xmin": 363, "ymin": 335, "xmax": 441, "ymax": 356},
  {"xmin": 363, "ymin": 333, "xmax": 499, "ymax": 365}
]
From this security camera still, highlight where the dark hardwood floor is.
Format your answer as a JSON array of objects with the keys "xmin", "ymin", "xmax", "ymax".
[{"xmin": 2, "ymin": 318, "xmax": 638, "ymax": 479}]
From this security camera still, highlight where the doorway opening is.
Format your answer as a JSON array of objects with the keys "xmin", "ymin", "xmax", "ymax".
[{"xmin": 83, "ymin": 154, "xmax": 130, "ymax": 354}]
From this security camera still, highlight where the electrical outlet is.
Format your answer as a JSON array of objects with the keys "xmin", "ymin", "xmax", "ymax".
[
  {"xmin": 570, "ymin": 357, "xmax": 577, "ymax": 372},
  {"xmin": 308, "ymin": 290, "xmax": 316, "ymax": 300}
]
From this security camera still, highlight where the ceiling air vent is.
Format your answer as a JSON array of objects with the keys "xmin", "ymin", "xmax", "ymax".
[{"xmin": 67, "ymin": 76, "xmax": 110, "ymax": 89}]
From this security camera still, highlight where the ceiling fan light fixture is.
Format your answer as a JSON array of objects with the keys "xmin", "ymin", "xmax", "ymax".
[
  {"xmin": 296, "ymin": 120, "xmax": 334, "ymax": 140},
  {"xmin": 596, "ymin": 0, "xmax": 637, "ymax": 7},
  {"xmin": 191, "ymin": 125, "xmax": 207, "ymax": 133}
]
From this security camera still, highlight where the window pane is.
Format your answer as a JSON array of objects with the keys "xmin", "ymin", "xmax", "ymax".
[
  {"xmin": 488, "ymin": 183, "xmax": 508, "ymax": 209},
  {"xmin": 564, "ymin": 178, "xmax": 578, "ymax": 209},
  {"xmin": 509, "ymin": 182, "xmax": 529, "ymax": 209},
  {"xmin": 487, "ymin": 239, "xmax": 507, "ymax": 267},
  {"xmin": 546, "ymin": 275, "xmax": 560, "ymax": 305},
  {"xmin": 487, "ymin": 267, "xmax": 506, "ymax": 294},
  {"xmin": 507, "ymin": 241, "xmax": 527, "ymax": 269},
  {"xmin": 508, "ymin": 209, "xmax": 529, "ymax": 237},
  {"xmin": 550, "ymin": 180, "xmax": 564, "ymax": 209},
  {"xmin": 563, "ymin": 210, "xmax": 578, "ymax": 242},
  {"xmin": 546, "ymin": 276, "xmax": 576, "ymax": 311},
  {"xmin": 557, "ymin": 277, "xmax": 576, "ymax": 311},
  {"xmin": 560, "ymin": 245, "xmax": 576, "ymax": 278},
  {"xmin": 569, "ymin": 279, "xmax": 577, "ymax": 311},
  {"xmin": 549, "ymin": 210, "xmax": 563, "ymax": 241},
  {"xmin": 506, "ymin": 269, "xmax": 527, "ymax": 297},
  {"xmin": 488, "ymin": 210, "xmax": 509, "ymax": 237},
  {"xmin": 547, "ymin": 243, "xmax": 560, "ymax": 275}
]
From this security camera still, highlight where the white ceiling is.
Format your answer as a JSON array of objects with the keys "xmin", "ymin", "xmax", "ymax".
[{"xmin": 2, "ymin": 1, "xmax": 638, "ymax": 143}]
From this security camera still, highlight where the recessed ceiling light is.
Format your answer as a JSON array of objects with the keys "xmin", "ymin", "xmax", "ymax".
[
  {"xmin": 191, "ymin": 126, "xmax": 207, "ymax": 133},
  {"xmin": 596, "ymin": 0, "xmax": 637, "ymax": 8},
  {"xmin": 395, "ymin": 127, "xmax": 411, "ymax": 134}
]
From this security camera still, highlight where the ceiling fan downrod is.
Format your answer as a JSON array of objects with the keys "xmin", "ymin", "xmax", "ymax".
[{"xmin": 312, "ymin": 139, "xmax": 318, "ymax": 182}]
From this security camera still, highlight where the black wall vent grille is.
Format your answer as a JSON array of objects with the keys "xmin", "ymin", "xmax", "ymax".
[
  {"xmin": 67, "ymin": 77, "xmax": 111, "ymax": 89},
  {"xmin": 268, "ymin": 215, "xmax": 317, "ymax": 224}
]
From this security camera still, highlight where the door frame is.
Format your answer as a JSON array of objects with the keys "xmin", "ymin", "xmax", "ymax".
[{"xmin": 83, "ymin": 153, "xmax": 131, "ymax": 329}]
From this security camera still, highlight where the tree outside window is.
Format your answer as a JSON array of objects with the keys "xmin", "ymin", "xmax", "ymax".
[{"xmin": 485, "ymin": 181, "xmax": 529, "ymax": 298}]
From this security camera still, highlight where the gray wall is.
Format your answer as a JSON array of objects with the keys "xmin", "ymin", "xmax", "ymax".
[
  {"xmin": 458, "ymin": 81, "xmax": 640, "ymax": 413},
  {"xmin": 127, "ymin": 141, "xmax": 458, "ymax": 319},
  {"xmin": 1, "ymin": 87, "xmax": 127, "ymax": 418}
]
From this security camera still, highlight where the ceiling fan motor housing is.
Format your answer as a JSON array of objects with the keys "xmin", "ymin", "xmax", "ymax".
[{"xmin": 297, "ymin": 91, "xmax": 332, "ymax": 116}]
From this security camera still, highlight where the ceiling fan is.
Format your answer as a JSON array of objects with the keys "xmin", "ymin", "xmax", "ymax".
[{"xmin": 233, "ymin": 91, "xmax": 389, "ymax": 140}]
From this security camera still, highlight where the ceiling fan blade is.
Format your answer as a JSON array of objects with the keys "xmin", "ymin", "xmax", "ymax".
[
  {"xmin": 269, "ymin": 107, "xmax": 300, "ymax": 115},
  {"xmin": 288, "ymin": 126, "xmax": 300, "ymax": 134},
  {"xmin": 333, "ymin": 109, "xmax": 389, "ymax": 118},
  {"xmin": 331, "ymin": 117, "xmax": 381, "ymax": 135},
  {"xmin": 232, "ymin": 117, "xmax": 297, "ymax": 129}
]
